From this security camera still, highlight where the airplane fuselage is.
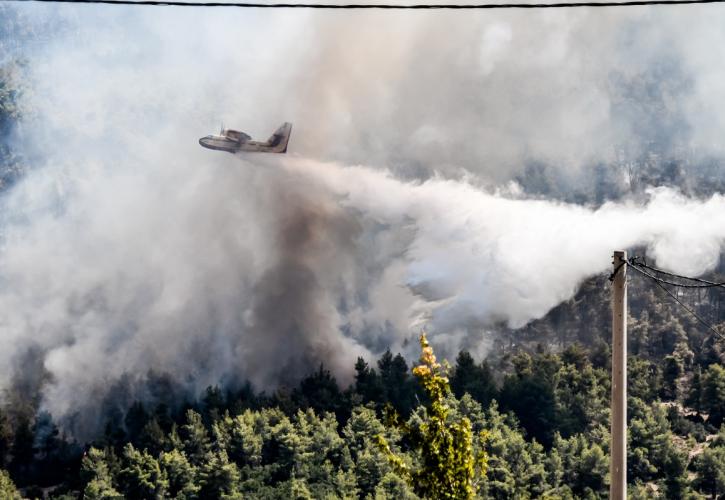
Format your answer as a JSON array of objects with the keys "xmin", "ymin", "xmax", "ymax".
[
  {"xmin": 199, "ymin": 122, "xmax": 292, "ymax": 154},
  {"xmin": 198, "ymin": 136, "xmax": 281, "ymax": 153}
]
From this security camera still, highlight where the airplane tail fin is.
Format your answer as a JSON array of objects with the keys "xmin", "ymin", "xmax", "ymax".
[{"xmin": 266, "ymin": 122, "xmax": 292, "ymax": 153}]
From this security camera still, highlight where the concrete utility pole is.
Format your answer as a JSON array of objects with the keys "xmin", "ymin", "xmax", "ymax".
[{"xmin": 610, "ymin": 251, "xmax": 627, "ymax": 500}]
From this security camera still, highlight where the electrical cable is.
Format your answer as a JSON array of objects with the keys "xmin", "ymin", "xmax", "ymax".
[
  {"xmin": 631, "ymin": 258, "xmax": 725, "ymax": 288},
  {"xmin": 6, "ymin": 0, "xmax": 725, "ymax": 8},
  {"xmin": 625, "ymin": 258, "xmax": 725, "ymax": 289},
  {"xmin": 626, "ymin": 262, "xmax": 725, "ymax": 341}
]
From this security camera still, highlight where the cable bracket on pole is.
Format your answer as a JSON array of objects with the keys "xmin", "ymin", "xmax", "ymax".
[{"xmin": 609, "ymin": 260, "xmax": 626, "ymax": 282}]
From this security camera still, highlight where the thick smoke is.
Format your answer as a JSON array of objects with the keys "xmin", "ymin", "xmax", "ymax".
[
  {"xmin": 281, "ymin": 158, "xmax": 725, "ymax": 328},
  {"xmin": 2, "ymin": 3, "xmax": 725, "ymax": 436}
]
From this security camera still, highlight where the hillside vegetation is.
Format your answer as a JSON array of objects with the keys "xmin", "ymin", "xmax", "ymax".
[{"xmin": 0, "ymin": 317, "xmax": 724, "ymax": 499}]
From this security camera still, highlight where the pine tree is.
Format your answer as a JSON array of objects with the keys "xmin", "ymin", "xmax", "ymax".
[
  {"xmin": 159, "ymin": 449, "xmax": 200, "ymax": 499},
  {"xmin": 181, "ymin": 410, "xmax": 211, "ymax": 465},
  {"xmin": 662, "ymin": 355, "xmax": 683, "ymax": 401},
  {"xmin": 117, "ymin": 443, "xmax": 168, "ymax": 499},
  {"xmin": 378, "ymin": 351, "xmax": 416, "ymax": 416},
  {"xmin": 499, "ymin": 352, "xmax": 558, "ymax": 446},
  {"xmin": 692, "ymin": 441, "xmax": 725, "ymax": 497},
  {"xmin": 81, "ymin": 448, "xmax": 123, "ymax": 500},
  {"xmin": 198, "ymin": 449, "xmax": 242, "ymax": 499},
  {"xmin": 451, "ymin": 351, "xmax": 497, "ymax": 407},
  {"xmin": 481, "ymin": 401, "xmax": 548, "ymax": 498},
  {"xmin": 354, "ymin": 357, "xmax": 383, "ymax": 404},
  {"xmin": 702, "ymin": 364, "xmax": 725, "ymax": 427},
  {"xmin": 343, "ymin": 406, "xmax": 397, "ymax": 497},
  {"xmin": 124, "ymin": 402, "xmax": 149, "ymax": 449},
  {"xmin": 551, "ymin": 432, "xmax": 608, "ymax": 498},
  {"xmin": 686, "ymin": 365, "xmax": 703, "ymax": 411},
  {"xmin": 138, "ymin": 418, "xmax": 168, "ymax": 456}
]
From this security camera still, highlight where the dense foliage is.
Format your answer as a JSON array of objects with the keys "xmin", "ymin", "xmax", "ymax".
[{"xmin": 0, "ymin": 318, "xmax": 723, "ymax": 499}]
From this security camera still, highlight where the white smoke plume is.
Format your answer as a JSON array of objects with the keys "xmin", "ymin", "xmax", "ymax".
[{"xmin": 2, "ymin": 3, "xmax": 725, "ymax": 435}]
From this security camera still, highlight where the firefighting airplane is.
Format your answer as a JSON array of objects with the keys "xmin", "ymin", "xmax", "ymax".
[{"xmin": 199, "ymin": 122, "xmax": 292, "ymax": 154}]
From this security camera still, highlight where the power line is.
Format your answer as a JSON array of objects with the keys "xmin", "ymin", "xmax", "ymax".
[
  {"xmin": 626, "ymin": 260, "xmax": 725, "ymax": 289},
  {"xmin": 626, "ymin": 261, "xmax": 725, "ymax": 341},
  {"xmin": 7, "ymin": 0, "xmax": 725, "ymax": 8},
  {"xmin": 631, "ymin": 258, "xmax": 725, "ymax": 288}
]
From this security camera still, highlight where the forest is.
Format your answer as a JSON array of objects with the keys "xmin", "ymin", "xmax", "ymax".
[{"xmin": 0, "ymin": 297, "xmax": 724, "ymax": 499}]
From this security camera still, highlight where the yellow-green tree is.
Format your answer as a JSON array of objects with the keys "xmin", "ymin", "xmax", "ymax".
[
  {"xmin": 377, "ymin": 334, "xmax": 487, "ymax": 499},
  {"xmin": 0, "ymin": 469, "xmax": 21, "ymax": 500}
]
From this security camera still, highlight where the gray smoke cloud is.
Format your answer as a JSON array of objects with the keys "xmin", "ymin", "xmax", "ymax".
[{"xmin": 3, "ymin": 2, "xmax": 725, "ymax": 436}]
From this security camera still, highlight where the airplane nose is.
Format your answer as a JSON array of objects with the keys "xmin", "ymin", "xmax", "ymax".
[{"xmin": 199, "ymin": 135, "xmax": 233, "ymax": 152}]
